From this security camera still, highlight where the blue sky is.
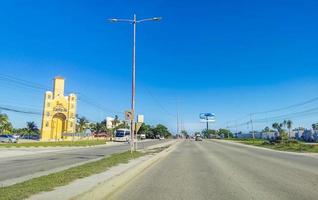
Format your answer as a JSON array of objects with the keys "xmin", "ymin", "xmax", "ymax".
[{"xmin": 0, "ymin": 0, "xmax": 318, "ymax": 133}]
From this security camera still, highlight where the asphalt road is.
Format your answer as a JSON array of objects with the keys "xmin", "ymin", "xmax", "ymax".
[
  {"xmin": 109, "ymin": 140, "xmax": 318, "ymax": 200},
  {"xmin": 0, "ymin": 140, "xmax": 166, "ymax": 183}
]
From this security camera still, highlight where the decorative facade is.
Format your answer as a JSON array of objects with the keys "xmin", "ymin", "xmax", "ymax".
[{"xmin": 41, "ymin": 77, "xmax": 77, "ymax": 141}]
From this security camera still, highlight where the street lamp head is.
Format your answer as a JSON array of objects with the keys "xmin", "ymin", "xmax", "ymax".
[
  {"xmin": 152, "ymin": 17, "xmax": 162, "ymax": 21},
  {"xmin": 109, "ymin": 18, "xmax": 118, "ymax": 22}
]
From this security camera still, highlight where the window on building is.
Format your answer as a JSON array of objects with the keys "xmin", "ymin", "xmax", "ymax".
[
  {"xmin": 46, "ymin": 112, "xmax": 50, "ymax": 117},
  {"xmin": 47, "ymin": 103, "xmax": 50, "ymax": 107},
  {"xmin": 70, "ymin": 122, "xmax": 73, "ymax": 127},
  {"xmin": 48, "ymin": 94, "xmax": 51, "ymax": 99},
  {"xmin": 46, "ymin": 121, "xmax": 49, "ymax": 127}
]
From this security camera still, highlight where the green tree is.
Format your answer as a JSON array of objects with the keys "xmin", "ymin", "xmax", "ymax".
[
  {"xmin": 13, "ymin": 128, "xmax": 28, "ymax": 135},
  {"xmin": 202, "ymin": 129, "xmax": 217, "ymax": 138},
  {"xmin": 0, "ymin": 113, "xmax": 12, "ymax": 134},
  {"xmin": 26, "ymin": 121, "xmax": 39, "ymax": 135},
  {"xmin": 272, "ymin": 122, "xmax": 288, "ymax": 142},
  {"xmin": 115, "ymin": 122, "xmax": 129, "ymax": 130},
  {"xmin": 152, "ymin": 124, "xmax": 171, "ymax": 138},
  {"xmin": 272, "ymin": 122, "xmax": 281, "ymax": 132},
  {"xmin": 262, "ymin": 126, "xmax": 270, "ymax": 133},
  {"xmin": 218, "ymin": 128, "xmax": 233, "ymax": 138},
  {"xmin": 312, "ymin": 123, "xmax": 318, "ymax": 131},
  {"xmin": 286, "ymin": 120, "xmax": 293, "ymax": 138},
  {"xmin": 112, "ymin": 115, "xmax": 120, "ymax": 128},
  {"xmin": 77, "ymin": 117, "xmax": 88, "ymax": 132},
  {"xmin": 138, "ymin": 123, "xmax": 154, "ymax": 138}
]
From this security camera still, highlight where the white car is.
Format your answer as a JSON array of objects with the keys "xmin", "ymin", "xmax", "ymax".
[
  {"xmin": 140, "ymin": 134, "xmax": 146, "ymax": 140},
  {"xmin": 159, "ymin": 136, "xmax": 165, "ymax": 140},
  {"xmin": 0, "ymin": 135, "xmax": 18, "ymax": 143}
]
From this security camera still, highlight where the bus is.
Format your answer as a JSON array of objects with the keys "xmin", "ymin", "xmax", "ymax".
[{"xmin": 114, "ymin": 129, "xmax": 131, "ymax": 142}]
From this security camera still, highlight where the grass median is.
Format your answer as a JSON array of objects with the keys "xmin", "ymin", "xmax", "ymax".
[
  {"xmin": 0, "ymin": 140, "xmax": 107, "ymax": 148},
  {"xmin": 0, "ymin": 150, "xmax": 144, "ymax": 200},
  {"xmin": 224, "ymin": 138, "xmax": 318, "ymax": 153}
]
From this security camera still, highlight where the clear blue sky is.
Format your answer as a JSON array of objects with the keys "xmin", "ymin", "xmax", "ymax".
[{"xmin": 0, "ymin": 0, "xmax": 318, "ymax": 133}]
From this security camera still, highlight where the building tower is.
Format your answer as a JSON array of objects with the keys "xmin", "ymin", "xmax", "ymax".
[{"xmin": 41, "ymin": 77, "xmax": 77, "ymax": 141}]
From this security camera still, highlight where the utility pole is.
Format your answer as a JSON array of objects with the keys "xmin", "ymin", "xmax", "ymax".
[
  {"xmin": 226, "ymin": 122, "xmax": 230, "ymax": 139},
  {"xmin": 177, "ymin": 110, "xmax": 179, "ymax": 137},
  {"xmin": 206, "ymin": 116, "xmax": 209, "ymax": 136},
  {"xmin": 176, "ymin": 98, "xmax": 180, "ymax": 138},
  {"xmin": 250, "ymin": 113, "xmax": 255, "ymax": 139},
  {"xmin": 109, "ymin": 15, "xmax": 161, "ymax": 152}
]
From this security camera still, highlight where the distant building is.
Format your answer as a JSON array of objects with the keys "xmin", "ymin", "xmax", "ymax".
[
  {"xmin": 41, "ymin": 77, "xmax": 77, "ymax": 141},
  {"xmin": 106, "ymin": 117, "xmax": 114, "ymax": 129}
]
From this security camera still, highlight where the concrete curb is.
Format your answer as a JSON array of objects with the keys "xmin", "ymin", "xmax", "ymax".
[
  {"xmin": 27, "ymin": 140, "xmax": 178, "ymax": 200},
  {"xmin": 74, "ymin": 140, "xmax": 180, "ymax": 200},
  {"xmin": 210, "ymin": 139, "xmax": 318, "ymax": 158}
]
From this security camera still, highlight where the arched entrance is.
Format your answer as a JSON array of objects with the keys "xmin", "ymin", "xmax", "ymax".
[{"xmin": 51, "ymin": 113, "xmax": 66, "ymax": 140}]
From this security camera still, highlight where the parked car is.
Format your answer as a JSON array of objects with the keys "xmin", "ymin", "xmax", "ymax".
[
  {"xmin": 0, "ymin": 135, "xmax": 18, "ymax": 143},
  {"xmin": 21, "ymin": 134, "xmax": 40, "ymax": 140},
  {"xmin": 159, "ymin": 136, "xmax": 165, "ymax": 140},
  {"xmin": 140, "ymin": 134, "xmax": 146, "ymax": 140},
  {"xmin": 11, "ymin": 134, "xmax": 21, "ymax": 139}
]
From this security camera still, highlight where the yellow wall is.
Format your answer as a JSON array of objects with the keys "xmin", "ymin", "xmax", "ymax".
[{"xmin": 41, "ymin": 77, "xmax": 77, "ymax": 141}]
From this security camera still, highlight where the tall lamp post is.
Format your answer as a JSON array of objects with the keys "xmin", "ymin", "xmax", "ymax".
[{"xmin": 109, "ymin": 14, "xmax": 161, "ymax": 151}]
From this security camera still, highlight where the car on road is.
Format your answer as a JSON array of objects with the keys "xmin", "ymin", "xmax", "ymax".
[
  {"xmin": 159, "ymin": 136, "xmax": 165, "ymax": 140},
  {"xmin": 195, "ymin": 136, "xmax": 203, "ymax": 141},
  {"xmin": 0, "ymin": 134, "xmax": 18, "ymax": 143}
]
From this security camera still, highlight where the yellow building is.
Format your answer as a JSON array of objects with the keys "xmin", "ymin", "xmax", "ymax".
[{"xmin": 41, "ymin": 77, "xmax": 77, "ymax": 141}]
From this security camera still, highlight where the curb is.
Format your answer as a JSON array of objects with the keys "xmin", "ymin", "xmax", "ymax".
[{"xmin": 74, "ymin": 140, "xmax": 180, "ymax": 200}]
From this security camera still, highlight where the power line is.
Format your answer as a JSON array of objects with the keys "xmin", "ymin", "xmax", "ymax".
[
  {"xmin": 0, "ymin": 105, "xmax": 42, "ymax": 115},
  {"xmin": 144, "ymin": 87, "xmax": 176, "ymax": 119},
  {"xmin": 251, "ymin": 96, "xmax": 318, "ymax": 115},
  {"xmin": 227, "ymin": 106, "xmax": 318, "ymax": 129},
  {"xmin": 0, "ymin": 73, "xmax": 122, "ymax": 115},
  {"xmin": 253, "ymin": 107, "xmax": 318, "ymax": 123},
  {"xmin": 226, "ymin": 95, "xmax": 318, "ymax": 127}
]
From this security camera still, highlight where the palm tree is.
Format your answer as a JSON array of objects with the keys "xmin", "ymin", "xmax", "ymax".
[
  {"xmin": 26, "ymin": 121, "xmax": 39, "ymax": 139},
  {"xmin": 26, "ymin": 121, "xmax": 38, "ymax": 133},
  {"xmin": 77, "ymin": 117, "xmax": 88, "ymax": 132},
  {"xmin": 286, "ymin": 120, "xmax": 293, "ymax": 139},
  {"xmin": 0, "ymin": 113, "xmax": 11, "ymax": 134},
  {"xmin": 312, "ymin": 123, "xmax": 318, "ymax": 131},
  {"xmin": 112, "ymin": 115, "xmax": 120, "ymax": 128},
  {"xmin": 272, "ymin": 122, "xmax": 280, "ymax": 131}
]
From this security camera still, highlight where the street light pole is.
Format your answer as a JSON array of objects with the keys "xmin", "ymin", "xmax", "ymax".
[
  {"xmin": 131, "ymin": 14, "xmax": 136, "ymax": 151},
  {"xmin": 109, "ymin": 14, "xmax": 161, "ymax": 152}
]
